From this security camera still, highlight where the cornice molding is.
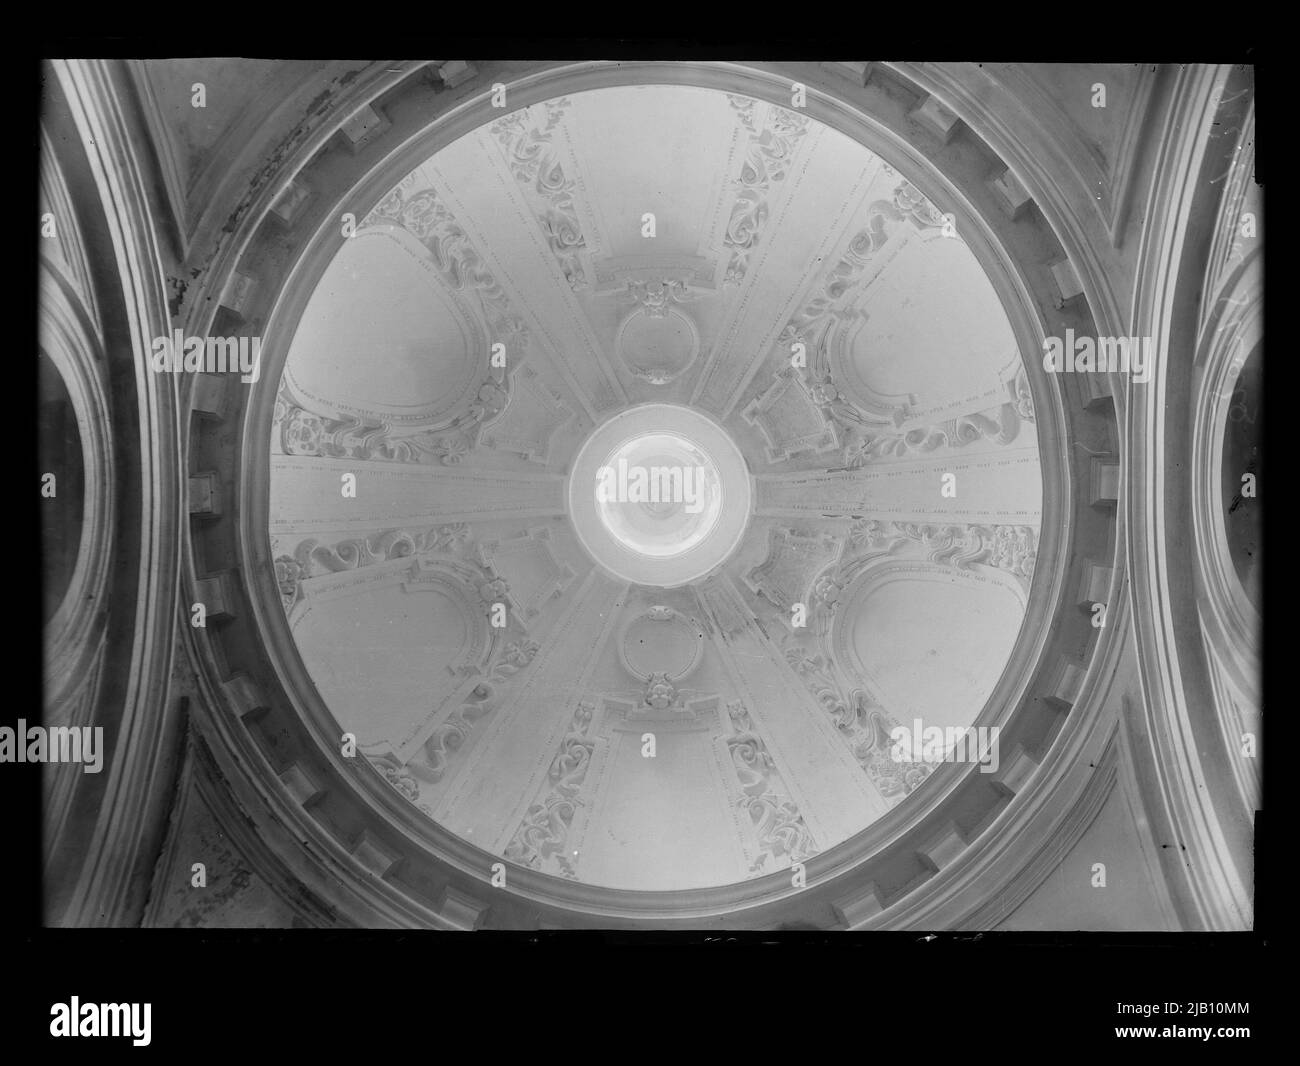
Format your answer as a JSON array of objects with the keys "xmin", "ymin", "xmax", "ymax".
[
  {"xmin": 39, "ymin": 260, "xmax": 116, "ymax": 709},
  {"xmin": 50, "ymin": 59, "xmax": 185, "ymax": 927},
  {"xmin": 1123, "ymin": 63, "xmax": 1254, "ymax": 931},
  {"xmin": 1192, "ymin": 252, "xmax": 1261, "ymax": 707}
]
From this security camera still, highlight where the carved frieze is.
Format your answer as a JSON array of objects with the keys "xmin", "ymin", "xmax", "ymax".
[
  {"xmin": 274, "ymin": 371, "xmax": 506, "ymax": 467},
  {"xmin": 287, "ymin": 548, "xmax": 519, "ymax": 785},
  {"xmin": 721, "ymin": 699, "xmax": 818, "ymax": 873},
  {"xmin": 758, "ymin": 175, "xmax": 1036, "ymax": 468},
  {"xmin": 848, "ymin": 699, "xmax": 936, "ymax": 806},
  {"xmin": 365, "ymin": 184, "xmax": 530, "ymax": 347},
  {"xmin": 273, "ymin": 523, "xmax": 471, "ymax": 613},
  {"xmin": 274, "ymin": 535, "xmax": 547, "ymax": 781},
  {"xmin": 842, "ymin": 520, "xmax": 1037, "ymax": 589},
  {"xmin": 781, "ymin": 643, "xmax": 858, "ymax": 734},
  {"xmin": 625, "ymin": 277, "xmax": 696, "ymax": 317},
  {"xmin": 837, "ymin": 401, "xmax": 1023, "ymax": 467},
  {"xmin": 1012, "ymin": 364, "xmax": 1036, "ymax": 423},
  {"xmin": 489, "ymin": 100, "xmax": 590, "ymax": 292},
  {"xmin": 821, "ymin": 361, "xmax": 1034, "ymax": 468},
  {"xmin": 274, "ymin": 346, "xmax": 571, "ymax": 467},
  {"xmin": 778, "ymin": 204, "xmax": 897, "ymax": 359},
  {"xmin": 503, "ymin": 701, "xmax": 598, "ymax": 879},
  {"xmin": 722, "ymin": 100, "xmax": 810, "ymax": 286},
  {"xmin": 781, "ymin": 640, "xmax": 933, "ymax": 806},
  {"xmin": 767, "ymin": 177, "xmax": 971, "ymax": 444},
  {"xmin": 414, "ymin": 683, "xmax": 498, "ymax": 784},
  {"xmin": 882, "ymin": 180, "xmax": 947, "ymax": 232},
  {"xmin": 726, "ymin": 94, "xmax": 758, "ymax": 134},
  {"xmin": 368, "ymin": 681, "xmax": 500, "ymax": 814},
  {"xmin": 367, "ymin": 630, "xmax": 546, "ymax": 814},
  {"xmin": 695, "ymin": 574, "xmax": 894, "ymax": 839}
]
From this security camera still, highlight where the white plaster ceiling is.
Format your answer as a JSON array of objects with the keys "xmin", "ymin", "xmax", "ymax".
[{"xmin": 268, "ymin": 84, "xmax": 1043, "ymax": 891}]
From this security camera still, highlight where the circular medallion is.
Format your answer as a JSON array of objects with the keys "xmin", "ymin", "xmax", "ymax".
[
  {"xmin": 615, "ymin": 307, "xmax": 700, "ymax": 385},
  {"xmin": 568, "ymin": 404, "xmax": 752, "ymax": 587}
]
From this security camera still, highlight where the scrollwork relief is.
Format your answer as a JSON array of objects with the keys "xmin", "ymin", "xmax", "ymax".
[
  {"xmin": 490, "ymin": 100, "xmax": 589, "ymax": 292},
  {"xmin": 781, "ymin": 643, "xmax": 933, "ymax": 806},
  {"xmin": 849, "ymin": 701, "xmax": 935, "ymax": 805},
  {"xmin": 777, "ymin": 211, "xmax": 892, "ymax": 360},
  {"xmin": 841, "ymin": 520, "xmax": 1037, "ymax": 588},
  {"xmin": 368, "ymin": 634, "xmax": 547, "ymax": 814},
  {"xmin": 366, "ymin": 184, "xmax": 531, "ymax": 344},
  {"xmin": 366, "ymin": 681, "xmax": 499, "ymax": 814},
  {"xmin": 273, "ymin": 374, "xmax": 510, "ymax": 467},
  {"xmin": 416, "ymin": 693, "xmax": 496, "ymax": 784},
  {"xmin": 624, "ymin": 277, "xmax": 695, "ymax": 317},
  {"xmin": 1012, "ymin": 364, "xmax": 1036, "ymax": 423},
  {"xmin": 726, "ymin": 94, "xmax": 758, "ymax": 134},
  {"xmin": 723, "ymin": 700, "xmax": 818, "ymax": 872},
  {"xmin": 880, "ymin": 180, "xmax": 947, "ymax": 232},
  {"xmin": 723, "ymin": 102, "xmax": 810, "ymax": 285},
  {"xmin": 837, "ymin": 401, "xmax": 1023, "ymax": 467},
  {"xmin": 643, "ymin": 673, "xmax": 679, "ymax": 710},
  {"xmin": 772, "ymin": 179, "xmax": 988, "ymax": 452},
  {"xmin": 273, "ymin": 524, "xmax": 471, "ymax": 612},
  {"xmin": 489, "ymin": 639, "xmax": 540, "ymax": 682},
  {"xmin": 503, "ymin": 701, "xmax": 598, "ymax": 879}
]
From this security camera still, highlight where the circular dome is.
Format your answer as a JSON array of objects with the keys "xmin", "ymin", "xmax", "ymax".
[
  {"xmin": 261, "ymin": 76, "xmax": 1045, "ymax": 898},
  {"xmin": 570, "ymin": 404, "xmax": 751, "ymax": 585}
]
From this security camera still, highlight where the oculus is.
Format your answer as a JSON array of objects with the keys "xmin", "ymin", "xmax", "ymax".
[{"xmin": 568, "ymin": 404, "xmax": 752, "ymax": 587}]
